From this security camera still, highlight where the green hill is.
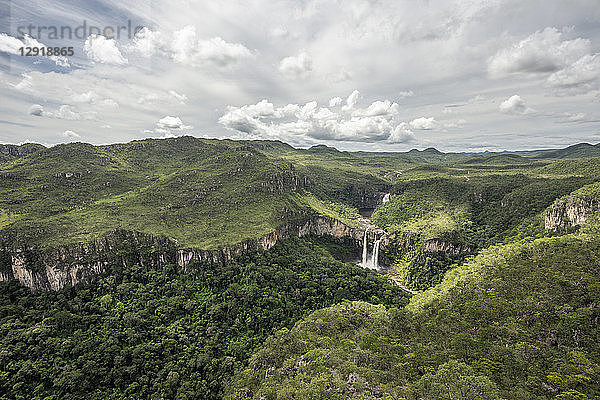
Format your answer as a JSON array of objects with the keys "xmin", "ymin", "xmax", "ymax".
[
  {"xmin": 0, "ymin": 143, "xmax": 45, "ymax": 164},
  {"xmin": 0, "ymin": 137, "xmax": 381, "ymax": 249},
  {"xmin": 229, "ymin": 228, "xmax": 600, "ymax": 399}
]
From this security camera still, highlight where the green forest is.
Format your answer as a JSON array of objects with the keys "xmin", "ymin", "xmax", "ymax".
[{"xmin": 1, "ymin": 138, "xmax": 599, "ymax": 399}]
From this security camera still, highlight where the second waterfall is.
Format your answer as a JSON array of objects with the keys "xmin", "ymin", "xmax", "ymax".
[{"xmin": 360, "ymin": 229, "xmax": 381, "ymax": 270}]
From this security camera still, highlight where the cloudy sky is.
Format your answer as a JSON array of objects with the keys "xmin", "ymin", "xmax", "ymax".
[{"xmin": 1, "ymin": 0, "xmax": 599, "ymax": 152}]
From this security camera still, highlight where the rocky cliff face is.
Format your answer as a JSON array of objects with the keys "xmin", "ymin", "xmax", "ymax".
[
  {"xmin": 385, "ymin": 232, "xmax": 471, "ymax": 258},
  {"xmin": 421, "ymin": 238, "xmax": 472, "ymax": 256},
  {"xmin": 545, "ymin": 197, "xmax": 600, "ymax": 230},
  {"xmin": 0, "ymin": 216, "xmax": 367, "ymax": 291}
]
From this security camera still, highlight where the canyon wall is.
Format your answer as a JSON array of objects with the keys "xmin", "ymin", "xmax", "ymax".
[
  {"xmin": 0, "ymin": 216, "xmax": 370, "ymax": 291},
  {"xmin": 545, "ymin": 196, "xmax": 600, "ymax": 230}
]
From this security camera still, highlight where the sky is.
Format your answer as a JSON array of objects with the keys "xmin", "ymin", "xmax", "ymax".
[{"xmin": 0, "ymin": 0, "xmax": 599, "ymax": 152}]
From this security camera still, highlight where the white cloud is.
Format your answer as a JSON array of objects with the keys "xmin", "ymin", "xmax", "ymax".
[
  {"xmin": 33, "ymin": 105, "xmax": 98, "ymax": 121},
  {"xmin": 354, "ymin": 100, "xmax": 399, "ymax": 117},
  {"xmin": 84, "ymin": 34, "xmax": 128, "ymax": 65},
  {"xmin": 220, "ymin": 91, "xmax": 423, "ymax": 143},
  {"xmin": 29, "ymin": 104, "xmax": 44, "ymax": 116},
  {"xmin": 388, "ymin": 123, "xmax": 416, "ymax": 143},
  {"xmin": 71, "ymin": 91, "xmax": 99, "ymax": 103},
  {"xmin": 55, "ymin": 105, "xmax": 84, "ymax": 120},
  {"xmin": 168, "ymin": 90, "xmax": 188, "ymax": 104},
  {"xmin": 398, "ymin": 90, "xmax": 414, "ymax": 98},
  {"xmin": 489, "ymin": 27, "xmax": 600, "ymax": 96},
  {"xmin": 0, "ymin": 33, "xmax": 23, "ymax": 53},
  {"xmin": 546, "ymin": 54, "xmax": 600, "ymax": 95},
  {"xmin": 488, "ymin": 27, "xmax": 590, "ymax": 77},
  {"xmin": 62, "ymin": 130, "xmax": 81, "ymax": 139},
  {"xmin": 342, "ymin": 90, "xmax": 361, "ymax": 111},
  {"xmin": 329, "ymin": 97, "xmax": 343, "ymax": 107},
  {"xmin": 197, "ymin": 37, "xmax": 254, "ymax": 67},
  {"xmin": 279, "ymin": 52, "xmax": 313, "ymax": 78},
  {"xmin": 156, "ymin": 116, "xmax": 192, "ymax": 131},
  {"xmin": 0, "ymin": 33, "xmax": 70, "ymax": 67},
  {"xmin": 130, "ymin": 27, "xmax": 163, "ymax": 57},
  {"xmin": 171, "ymin": 26, "xmax": 253, "ymax": 67},
  {"xmin": 410, "ymin": 117, "xmax": 438, "ymax": 130},
  {"xmin": 499, "ymin": 95, "xmax": 535, "ymax": 115},
  {"xmin": 158, "ymin": 116, "xmax": 184, "ymax": 129},
  {"xmin": 138, "ymin": 90, "xmax": 188, "ymax": 105}
]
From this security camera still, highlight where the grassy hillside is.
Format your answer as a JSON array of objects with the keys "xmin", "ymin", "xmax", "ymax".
[
  {"xmin": 230, "ymin": 229, "xmax": 600, "ymax": 400},
  {"xmin": 0, "ymin": 137, "xmax": 384, "ymax": 249},
  {"xmin": 0, "ymin": 143, "xmax": 44, "ymax": 164}
]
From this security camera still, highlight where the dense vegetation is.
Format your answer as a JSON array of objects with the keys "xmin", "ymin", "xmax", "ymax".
[
  {"xmin": 230, "ymin": 230, "xmax": 600, "ymax": 399},
  {"xmin": 372, "ymin": 174, "xmax": 598, "ymax": 290},
  {"xmin": 2, "ymin": 138, "xmax": 600, "ymax": 399},
  {"xmin": 0, "ymin": 236, "xmax": 408, "ymax": 400}
]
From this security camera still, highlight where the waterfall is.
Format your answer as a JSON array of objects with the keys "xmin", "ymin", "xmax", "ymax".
[
  {"xmin": 382, "ymin": 193, "xmax": 390, "ymax": 203},
  {"xmin": 362, "ymin": 228, "xmax": 369, "ymax": 265},
  {"xmin": 371, "ymin": 240, "xmax": 381, "ymax": 269}
]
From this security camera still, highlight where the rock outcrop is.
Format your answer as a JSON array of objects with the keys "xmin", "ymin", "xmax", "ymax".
[
  {"xmin": 545, "ymin": 196, "xmax": 600, "ymax": 230},
  {"xmin": 383, "ymin": 231, "xmax": 471, "ymax": 258},
  {"xmin": 0, "ymin": 216, "xmax": 370, "ymax": 292}
]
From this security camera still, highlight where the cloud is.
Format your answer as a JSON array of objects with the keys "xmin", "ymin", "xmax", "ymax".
[
  {"xmin": 398, "ymin": 90, "xmax": 414, "ymax": 98},
  {"xmin": 279, "ymin": 52, "xmax": 313, "ymax": 78},
  {"xmin": 130, "ymin": 27, "xmax": 163, "ymax": 57},
  {"xmin": 562, "ymin": 112, "xmax": 587, "ymax": 122},
  {"xmin": 170, "ymin": 26, "xmax": 253, "ymax": 67},
  {"xmin": 0, "ymin": 33, "xmax": 70, "ymax": 67},
  {"xmin": 388, "ymin": 123, "xmax": 416, "ymax": 143},
  {"xmin": 157, "ymin": 115, "xmax": 189, "ymax": 129},
  {"xmin": 71, "ymin": 91, "xmax": 99, "ymax": 103},
  {"xmin": 0, "ymin": 33, "xmax": 23, "ymax": 54},
  {"xmin": 488, "ymin": 27, "xmax": 590, "ymax": 77},
  {"xmin": 499, "ymin": 95, "xmax": 535, "ymax": 115},
  {"xmin": 489, "ymin": 27, "xmax": 600, "ymax": 96},
  {"xmin": 409, "ymin": 117, "xmax": 438, "ymax": 130},
  {"xmin": 62, "ymin": 130, "xmax": 81, "ymax": 139},
  {"xmin": 84, "ymin": 34, "xmax": 128, "ymax": 65},
  {"xmin": 342, "ymin": 90, "xmax": 361, "ymax": 111},
  {"xmin": 137, "ymin": 90, "xmax": 188, "ymax": 105},
  {"xmin": 328, "ymin": 97, "xmax": 343, "ymax": 107},
  {"xmin": 354, "ymin": 100, "xmax": 399, "ymax": 117},
  {"xmin": 546, "ymin": 54, "xmax": 600, "ymax": 95},
  {"xmin": 219, "ymin": 90, "xmax": 421, "ymax": 143},
  {"xmin": 32, "ymin": 105, "xmax": 97, "ymax": 121},
  {"xmin": 29, "ymin": 104, "xmax": 44, "ymax": 116}
]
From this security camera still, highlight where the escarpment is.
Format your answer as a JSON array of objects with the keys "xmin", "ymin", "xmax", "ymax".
[
  {"xmin": 0, "ymin": 215, "xmax": 374, "ymax": 291},
  {"xmin": 545, "ymin": 197, "xmax": 600, "ymax": 230},
  {"xmin": 545, "ymin": 184, "xmax": 600, "ymax": 230}
]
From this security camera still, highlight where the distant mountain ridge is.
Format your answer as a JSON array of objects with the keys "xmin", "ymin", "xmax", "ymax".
[{"xmin": 2, "ymin": 139, "xmax": 599, "ymax": 164}]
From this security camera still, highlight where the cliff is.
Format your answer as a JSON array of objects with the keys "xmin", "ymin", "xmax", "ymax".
[
  {"xmin": 0, "ymin": 216, "xmax": 368, "ymax": 291},
  {"xmin": 545, "ymin": 184, "xmax": 600, "ymax": 230}
]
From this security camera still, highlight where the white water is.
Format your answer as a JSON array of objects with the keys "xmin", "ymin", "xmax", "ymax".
[
  {"xmin": 360, "ymin": 229, "xmax": 380, "ymax": 270},
  {"xmin": 382, "ymin": 193, "xmax": 390, "ymax": 203},
  {"xmin": 362, "ymin": 228, "xmax": 369, "ymax": 265},
  {"xmin": 371, "ymin": 240, "xmax": 380, "ymax": 269}
]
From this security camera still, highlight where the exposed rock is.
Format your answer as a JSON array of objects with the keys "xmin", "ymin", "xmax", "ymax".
[
  {"xmin": 545, "ymin": 196, "xmax": 600, "ymax": 230},
  {"xmin": 0, "ymin": 216, "xmax": 373, "ymax": 292},
  {"xmin": 422, "ymin": 238, "xmax": 472, "ymax": 257}
]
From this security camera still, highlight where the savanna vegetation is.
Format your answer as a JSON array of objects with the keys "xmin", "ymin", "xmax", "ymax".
[{"xmin": 2, "ymin": 137, "xmax": 600, "ymax": 400}]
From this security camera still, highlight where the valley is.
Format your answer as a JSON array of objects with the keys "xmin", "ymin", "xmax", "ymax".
[{"xmin": 0, "ymin": 137, "xmax": 599, "ymax": 399}]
